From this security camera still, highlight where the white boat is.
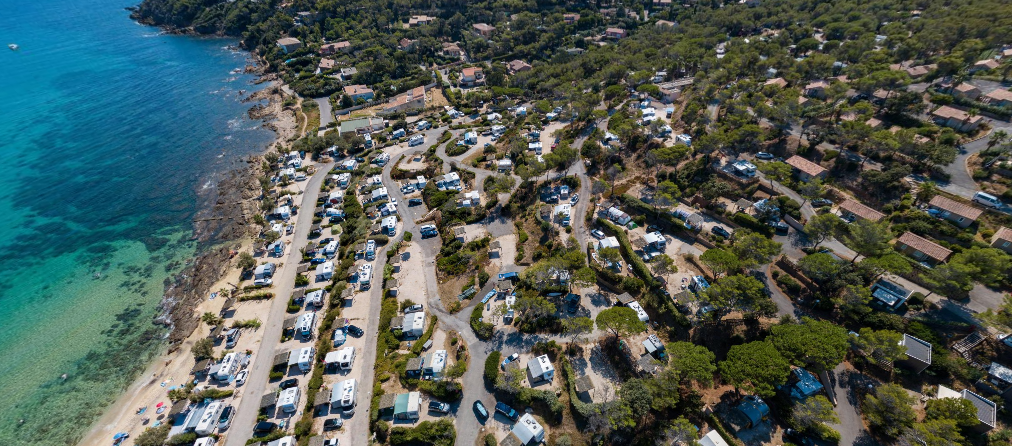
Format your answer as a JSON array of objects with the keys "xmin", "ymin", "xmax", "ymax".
[{"xmin": 8, "ymin": 44, "xmax": 19, "ymax": 51}]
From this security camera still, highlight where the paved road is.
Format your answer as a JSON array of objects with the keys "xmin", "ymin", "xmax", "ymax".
[
  {"xmin": 826, "ymin": 363, "xmax": 876, "ymax": 446},
  {"xmin": 226, "ymin": 162, "xmax": 333, "ymax": 446},
  {"xmin": 313, "ymin": 97, "xmax": 333, "ymax": 137}
]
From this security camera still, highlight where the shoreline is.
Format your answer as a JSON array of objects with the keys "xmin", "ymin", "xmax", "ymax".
[{"xmin": 77, "ymin": 47, "xmax": 299, "ymax": 445}]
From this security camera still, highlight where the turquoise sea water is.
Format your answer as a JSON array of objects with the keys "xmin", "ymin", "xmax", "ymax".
[{"xmin": 0, "ymin": 1, "xmax": 275, "ymax": 444}]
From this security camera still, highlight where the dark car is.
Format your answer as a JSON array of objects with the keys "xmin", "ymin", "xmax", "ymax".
[
  {"xmin": 310, "ymin": 257, "xmax": 328, "ymax": 265},
  {"xmin": 647, "ymin": 225, "xmax": 663, "ymax": 233},
  {"xmin": 428, "ymin": 401, "xmax": 450, "ymax": 413},
  {"xmin": 783, "ymin": 428, "xmax": 815, "ymax": 446},
  {"xmin": 494, "ymin": 402, "xmax": 519, "ymax": 421},
  {"xmin": 323, "ymin": 418, "xmax": 344, "ymax": 430},
  {"xmin": 710, "ymin": 225, "xmax": 731, "ymax": 238},
  {"xmin": 811, "ymin": 198, "xmax": 833, "ymax": 207},
  {"xmin": 408, "ymin": 198, "xmax": 423, "ymax": 206},
  {"xmin": 279, "ymin": 378, "xmax": 299, "ymax": 389},
  {"xmin": 770, "ymin": 220, "xmax": 790, "ymax": 233},
  {"xmin": 347, "ymin": 325, "xmax": 364, "ymax": 337},
  {"xmin": 474, "ymin": 401, "xmax": 489, "ymax": 420},
  {"xmin": 318, "ymin": 238, "xmax": 334, "ymax": 246},
  {"xmin": 253, "ymin": 421, "xmax": 278, "ymax": 436}
]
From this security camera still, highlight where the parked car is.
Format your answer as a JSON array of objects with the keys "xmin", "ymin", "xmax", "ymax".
[
  {"xmin": 500, "ymin": 353, "xmax": 519, "ymax": 369},
  {"xmin": 811, "ymin": 198, "xmax": 833, "ymax": 207},
  {"xmin": 347, "ymin": 325, "xmax": 364, "ymax": 337},
  {"xmin": 310, "ymin": 257, "xmax": 328, "ymax": 265},
  {"xmin": 408, "ymin": 198, "xmax": 423, "ymax": 206},
  {"xmin": 225, "ymin": 328, "xmax": 240, "ymax": 348},
  {"xmin": 319, "ymin": 238, "xmax": 334, "ymax": 245},
  {"xmin": 647, "ymin": 225, "xmax": 662, "ymax": 233},
  {"xmin": 755, "ymin": 152, "xmax": 774, "ymax": 160},
  {"xmin": 323, "ymin": 439, "xmax": 340, "ymax": 446},
  {"xmin": 710, "ymin": 226, "xmax": 731, "ymax": 238},
  {"xmin": 234, "ymin": 370, "xmax": 248, "ymax": 386},
  {"xmin": 495, "ymin": 402, "xmax": 519, "ymax": 421},
  {"xmin": 404, "ymin": 304, "xmax": 423, "ymax": 314},
  {"xmin": 783, "ymin": 428, "xmax": 815, "ymax": 446},
  {"xmin": 570, "ymin": 193, "xmax": 579, "ymax": 204},
  {"xmin": 323, "ymin": 418, "xmax": 344, "ymax": 430},
  {"xmin": 428, "ymin": 401, "xmax": 451, "ymax": 413},
  {"xmin": 253, "ymin": 278, "xmax": 272, "ymax": 287},
  {"xmin": 217, "ymin": 405, "xmax": 234, "ymax": 430},
  {"xmin": 279, "ymin": 378, "xmax": 299, "ymax": 390},
  {"xmin": 253, "ymin": 421, "xmax": 278, "ymax": 436},
  {"xmin": 591, "ymin": 229, "xmax": 606, "ymax": 239},
  {"xmin": 474, "ymin": 401, "xmax": 489, "ymax": 419},
  {"xmin": 770, "ymin": 220, "xmax": 789, "ymax": 233}
]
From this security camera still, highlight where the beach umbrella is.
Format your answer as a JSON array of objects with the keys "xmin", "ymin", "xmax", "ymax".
[{"xmin": 156, "ymin": 402, "xmax": 164, "ymax": 408}]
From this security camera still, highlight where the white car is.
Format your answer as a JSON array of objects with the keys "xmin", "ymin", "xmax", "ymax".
[
  {"xmin": 217, "ymin": 405, "xmax": 234, "ymax": 430},
  {"xmin": 253, "ymin": 278, "xmax": 273, "ymax": 286},
  {"xmin": 234, "ymin": 369, "xmax": 248, "ymax": 386},
  {"xmin": 591, "ymin": 229, "xmax": 606, "ymax": 239}
]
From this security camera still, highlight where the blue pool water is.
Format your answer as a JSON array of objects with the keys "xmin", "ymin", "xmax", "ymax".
[{"xmin": 0, "ymin": 1, "xmax": 275, "ymax": 444}]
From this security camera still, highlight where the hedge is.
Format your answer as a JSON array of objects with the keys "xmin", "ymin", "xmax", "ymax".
[
  {"xmin": 470, "ymin": 304, "xmax": 493, "ymax": 340},
  {"xmin": 410, "ymin": 316, "xmax": 439, "ymax": 355},
  {"xmin": 389, "ymin": 419, "xmax": 456, "ymax": 446},
  {"xmin": 731, "ymin": 212, "xmax": 773, "ymax": 236},
  {"xmin": 598, "ymin": 218, "xmax": 659, "ymax": 288},
  {"xmin": 485, "ymin": 351, "xmax": 502, "ymax": 383}
]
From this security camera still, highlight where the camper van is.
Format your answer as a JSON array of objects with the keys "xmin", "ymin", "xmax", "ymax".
[
  {"xmin": 279, "ymin": 387, "xmax": 301, "ymax": 413},
  {"xmin": 382, "ymin": 216, "xmax": 397, "ymax": 236},
  {"xmin": 333, "ymin": 379, "xmax": 357, "ymax": 415},
  {"xmin": 216, "ymin": 352, "xmax": 240, "ymax": 381},
  {"xmin": 973, "ymin": 191, "xmax": 1003, "ymax": 209},
  {"xmin": 297, "ymin": 346, "xmax": 316, "ymax": 373},
  {"xmin": 324, "ymin": 240, "xmax": 339, "ymax": 257},
  {"xmin": 335, "ymin": 346, "xmax": 356, "ymax": 370},
  {"xmin": 194, "ymin": 438, "xmax": 217, "ymax": 446},
  {"xmin": 359, "ymin": 265, "xmax": 372, "ymax": 290},
  {"xmin": 409, "ymin": 134, "xmax": 424, "ymax": 146},
  {"xmin": 194, "ymin": 401, "xmax": 224, "ymax": 436},
  {"xmin": 365, "ymin": 240, "xmax": 376, "ymax": 260},
  {"xmin": 297, "ymin": 312, "xmax": 317, "ymax": 338}
]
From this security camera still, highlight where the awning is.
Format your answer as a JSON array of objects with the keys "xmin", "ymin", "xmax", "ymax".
[
  {"xmin": 260, "ymin": 392, "xmax": 277, "ymax": 408},
  {"xmin": 273, "ymin": 351, "xmax": 291, "ymax": 367}
]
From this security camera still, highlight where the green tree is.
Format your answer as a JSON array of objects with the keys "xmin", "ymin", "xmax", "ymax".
[
  {"xmin": 596, "ymin": 307, "xmax": 647, "ymax": 338},
  {"xmin": 134, "ymin": 425, "xmax": 170, "ymax": 446},
  {"xmin": 650, "ymin": 145, "xmax": 691, "ymax": 166},
  {"xmin": 859, "ymin": 252, "xmax": 913, "ymax": 279},
  {"xmin": 644, "ymin": 368, "xmax": 682, "ymax": 411},
  {"xmin": 842, "ymin": 219, "xmax": 893, "ymax": 262},
  {"xmin": 770, "ymin": 317, "xmax": 850, "ymax": 372},
  {"xmin": 661, "ymin": 417, "xmax": 699, "ymax": 446},
  {"xmin": 758, "ymin": 161, "xmax": 793, "ymax": 190},
  {"xmin": 651, "ymin": 254, "xmax": 677, "ymax": 276},
  {"xmin": 699, "ymin": 248, "xmax": 740, "ymax": 278},
  {"xmin": 979, "ymin": 294, "xmax": 1012, "ymax": 332},
  {"xmin": 803, "ymin": 213, "xmax": 840, "ymax": 247},
  {"xmin": 237, "ymin": 251, "xmax": 256, "ymax": 271},
  {"xmin": 560, "ymin": 316, "xmax": 594, "ymax": 344},
  {"xmin": 731, "ymin": 231, "xmax": 783, "ymax": 269},
  {"xmin": 192, "ymin": 337, "xmax": 214, "ymax": 360},
  {"xmin": 863, "ymin": 383, "xmax": 917, "ymax": 438},
  {"xmin": 900, "ymin": 419, "xmax": 964, "ymax": 446},
  {"xmin": 854, "ymin": 328, "xmax": 907, "ymax": 365},
  {"xmin": 201, "ymin": 311, "xmax": 223, "ymax": 327},
  {"xmin": 666, "ymin": 341, "xmax": 717, "ymax": 385},
  {"xmin": 619, "ymin": 378, "xmax": 653, "ymax": 419},
  {"xmin": 704, "ymin": 274, "xmax": 770, "ymax": 317},
  {"xmin": 598, "ymin": 247, "xmax": 622, "ymax": 266},
  {"xmin": 513, "ymin": 294, "xmax": 556, "ymax": 324},
  {"xmin": 792, "ymin": 395, "xmax": 840, "ymax": 433},
  {"xmin": 925, "ymin": 397, "xmax": 978, "ymax": 427},
  {"xmin": 718, "ymin": 341, "xmax": 791, "ymax": 397}
]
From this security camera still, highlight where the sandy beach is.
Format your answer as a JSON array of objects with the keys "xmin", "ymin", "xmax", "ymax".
[{"xmin": 78, "ymin": 82, "xmax": 299, "ymax": 446}]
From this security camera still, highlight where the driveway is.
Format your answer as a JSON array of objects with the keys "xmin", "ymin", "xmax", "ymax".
[
  {"xmin": 826, "ymin": 363, "xmax": 878, "ymax": 446},
  {"xmin": 225, "ymin": 162, "xmax": 333, "ymax": 446},
  {"xmin": 314, "ymin": 97, "xmax": 333, "ymax": 136}
]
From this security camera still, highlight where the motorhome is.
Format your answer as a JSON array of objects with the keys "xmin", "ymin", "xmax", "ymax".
[
  {"xmin": 216, "ymin": 352, "xmax": 240, "ymax": 381},
  {"xmin": 409, "ymin": 134, "xmax": 424, "ymax": 146},
  {"xmin": 297, "ymin": 346, "xmax": 316, "ymax": 373},
  {"xmin": 194, "ymin": 401, "xmax": 224, "ymax": 436},
  {"xmin": 365, "ymin": 240, "xmax": 376, "ymax": 260},
  {"xmin": 333, "ymin": 346, "xmax": 356, "ymax": 370},
  {"xmin": 297, "ymin": 313, "xmax": 317, "ymax": 338},
  {"xmin": 336, "ymin": 379, "xmax": 358, "ymax": 415},
  {"xmin": 382, "ymin": 216, "xmax": 397, "ymax": 236},
  {"xmin": 315, "ymin": 261, "xmax": 334, "ymax": 281},
  {"xmin": 279, "ymin": 387, "xmax": 301, "ymax": 413},
  {"xmin": 194, "ymin": 438, "xmax": 217, "ymax": 446},
  {"xmin": 359, "ymin": 265, "xmax": 372, "ymax": 290},
  {"xmin": 324, "ymin": 240, "xmax": 339, "ymax": 257}
]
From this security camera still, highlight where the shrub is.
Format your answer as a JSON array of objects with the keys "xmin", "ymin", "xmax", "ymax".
[
  {"xmin": 269, "ymin": 371, "xmax": 283, "ymax": 380},
  {"xmin": 484, "ymin": 434, "xmax": 497, "ymax": 446},
  {"xmin": 470, "ymin": 305, "xmax": 493, "ymax": 340},
  {"xmin": 167, "ymin": 432, "xmax": 198, "ymax": 445},
  {"xmin": 776, "ymin": 275, "xmax": 802, "ymax": 294},
  {"xmin": 404, "ymin": 231, "xmax": 413, "ymax": 242},
  {"xmin": 485, "ymin": 351, "xmax": 502, "ymax": 382},
  {"xmin": 731, "ymin": 213, "xmax": 773, "ymax": 236},
  {"xmin": 295, "ymin": 274, "xmax": 309, "ymax": 286}
]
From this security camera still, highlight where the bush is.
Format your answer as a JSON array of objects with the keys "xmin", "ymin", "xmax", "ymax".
[
  {"xmin": 478, "ymin": 270, "xmax": 490, "ymax": 287},
  {"xmin": 167, "ymin": 432, "xmax": 198, "ymax": 445},
  {"xmin": 389, "ymin": 419, "xmax": 456, "ymax": 446},
  {"xmin": 269, "ymin": 371, "xmax": 283, "ymax": 380},
  {"xmin": 485, "ymin": 351, "xmax": 502, "ymax": 382},
  {"xmin": 731, "ymin": 213, "xmax": 773, "ymax": 236},
  {"xmin": 295, "ymin": 274, "xmax": 309, "ymax": 286},
  {"xmin": 484, "ymin": 434, "xmax": 497, "ymax": 446},
  {"xmin": 470, "ymin": 305, "xmax": 493, "ymax": 340},
  {"xmin": 404, "ymin": 231, "xmax": 413, "ymax": 242},
  {"xmin": 776, "ymin": 275, "xmax": 802, "ymax": 294}
]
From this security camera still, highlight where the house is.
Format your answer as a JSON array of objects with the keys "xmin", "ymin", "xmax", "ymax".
[
  {"xmin": 785, "ymin": 155, "xmax": 828, "ymax": 182},
  {"xmin": 962, "ymin": 389, "xmax": 998, "ymax": 431},
  {"xmin": 441, "ymin": 42, "xmax": 463, "ymax": 57},
  {"xmin": 605, "ymin": 28, "xmax": 627, "ymax": 39},
  {"xmin": 343, "ymin": 84, "xmax": 374, "ymax": 102},
  {"xmin": 497, "ymin": 159, "xmax": 513, "ymax": 172},
  {"xmin": 436, "ymin": 172, "xmax": 460, "ymax": 191},
  {"xmin": 725, "ymin": 395, "xmax": 770, "ymax": 431},
  {"xmin": 461, "ymin": 190, "xmax": 481, "ymax": 208},
  {"xmin": 838, "ymin": 198, "xmax": 886, "ymax": 222},
  {"xmin": 979, "ymin": 362, "xmax": 1012, "ymax": 403},
  {"xmin": 407, "ymin": 15, "xmax": 434, "ymax": 26},
  {"xmin": 896, "ymin": 232, "xmax": 952, "ymax": 265},
  {"xmin": 405, "ymin": 357, "xmax": 423, "ymax": 377},
  {"xmin": 320, "ymin": 41, "xmax": 350, "ymax": 55},
  {"xmin": 642, "ymin": 334, "xmax": 666, "ymax": 359},
  {"xmin": 315, "ymin": 261, "xmax": 334, "ymax": 281},
  {"xmin": 338, "ymin": 117, "xmax": 383, "ymax": 135},
  {"xmin": 510, "ymin": 413, "xmax": 545, "ymax": 445},
  {"xmin": 971, "ymin": 59, "xmax": 1000, "ymax": 73},
  {"xmin": 563, "ymin": 13, "xmax": 580, "ymax": 24},
  {"xmin": 931, "ymin": 106, "xmax": 982, "ymax": 132},
  {"xmin": 731, "ymin": 160, "xmax": 757, "ymax": 178},
  {"xmin": 899, "ymin": 333, "xmax": 932, "ymax": 373},
  {"xmin": 1003, "ymin": 48, "xmax": 1012, "ymax": 59},
  {"xmin": 699, "ymin": 430, "xmax": 730, "ymax": 446},
  {"xmin": 339, "ymin": 67, "xmax": 358, "ymax": 81},
  {"xmin": 423, "ymin": 350, "xmax": 447, "ymax": 376},
  {"xmin": 371, "ymin": 187, "xmax": 388, "ymax": 202},
  {"xmin": 783, "ymin": 367, "xmax": 824, "ymax": 400},
  {"xmin": 276, "ymin": 37, "xmax": 303, "ymax": 54},
  {"xmin": 507, "ymin": 59, "xmax": 532, "ymax": 74},
  {"xmin": 398, "ymin": 38, "xmax": 417, "ymax": 51},
  {"xmin": 655, "ymin": 19, "xmax": 677, "ymax": 29},
  {"xmin": 983, "ymin": 88, "xmax": 1012, "ymax": 108},
  {"xmin": 928, "ymin": 195, "xmax": 982, "ymax": 228},
  {"xmin": 317, "ymin": 58, "xmax": 336, "ymax": 73},
  {"xmin": 870, "ymin": 278, "xmax": 912, "ymax": 311},
  {"xmin": 764, "ymin": 77, "xmax": 788, "ymax": 88},
  {"xmin": 460, "ymin": 67, "xmax": 484, "ymax": 86},
  {"xmin": 644, "ymin": 231, "xmax": 666, "ymax": 250},
  {"xmin": 990, "ymin": 226, "xmax": 1012, "ymax": 254},
  {"xmin": 528, "ymin": 354, "xmax": 555, "ymax": 382},
  {"xmin": 473, "ymin": 23, "xmax": 496, "ymax": 37},
  {"xmin": 383, "ymin": 86, "xmax": 425, "ymax": 114},
  {"xmin": 393, "ymin": 392, "xmax": 421, "ymax": 420},
  {"xmin": 951, "ymin": 83, "xmax": 982, "ymax": 100},
  {"xmin": 803, "ymin": 80, "xmax": 829, "ymax": 99}
]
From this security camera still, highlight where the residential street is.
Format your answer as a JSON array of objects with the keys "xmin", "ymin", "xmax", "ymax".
[{"xmin": 225, "ymin": 162, "xmax": 334, "ymax": 446}]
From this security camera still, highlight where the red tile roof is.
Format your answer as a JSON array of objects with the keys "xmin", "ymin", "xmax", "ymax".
[
  {"xmin": 897, "ymin": 232, "xmax": 952, "ymax": 262},
  {"xmin": 785, "ymin": 155, "xmax": 827, "ymax": 177},
  {"xmin": 839, "ymin": 199, "xmax": 886, "ymax": 222},
  {"xmin": 929, "ymin": 195, "xmax": 983, "ymax": 221}
]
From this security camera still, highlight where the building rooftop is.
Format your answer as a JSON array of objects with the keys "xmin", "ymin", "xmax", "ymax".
[
  {"xmin": 985, "ymin": 88, "xmax": 1012, "ymax": 102},
  {"xmin": 785, "ymin": 155, "xmax": 827, "ymax": 177},
  {"xmin": 962, "ymin": 389, "xmax": 997, "ymax": 428},
  {"xmin": 901, "ymin": 333, "xmax": 932, "ymax": 363},
  {"xmin": 931, "ymin": 105, "xmax": 983, "ymax": 124},
  {"xmin": 929, "ymin": 195, "xmax": 983, "ymax": 220},
  {"xmin": 839, "ymin": 198, "xmax": 886, "ymax": 221},
  {"xmin": 993, "ymin": 226, "xmax": 1012, "ymax": 243},
  {"xmin": 897, "ymin": 232, "xmax": 952, "ymax": 262}
]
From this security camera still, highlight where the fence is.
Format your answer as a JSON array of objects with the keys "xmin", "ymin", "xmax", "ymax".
[{"xmin": 774, "ymin": 255, "xmax": 818, "ymax": 290}]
